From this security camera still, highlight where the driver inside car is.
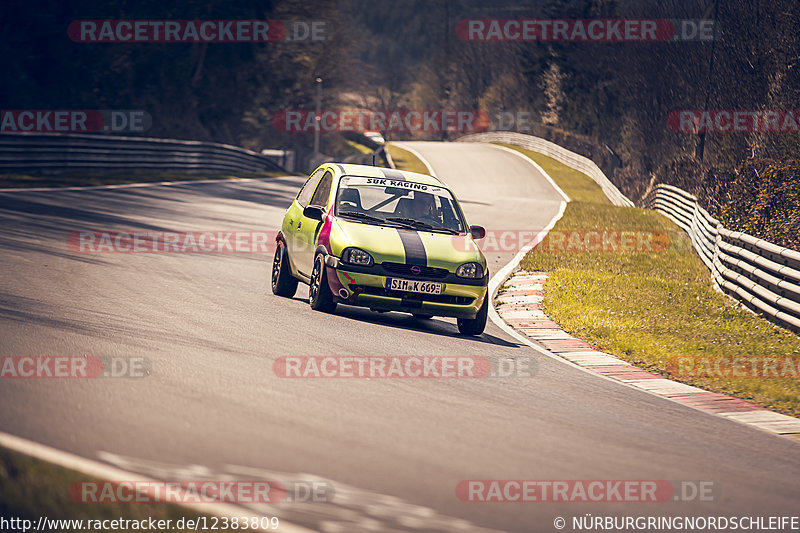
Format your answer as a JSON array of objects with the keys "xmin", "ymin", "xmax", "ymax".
[{"xmin": 398, "ymin": 192, "xmax": 440, "ymax": 225}]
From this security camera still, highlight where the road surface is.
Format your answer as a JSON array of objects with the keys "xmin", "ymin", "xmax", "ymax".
[{"xmin": 1, "ymin": 143, "xmax": 798, "ymax": 532}]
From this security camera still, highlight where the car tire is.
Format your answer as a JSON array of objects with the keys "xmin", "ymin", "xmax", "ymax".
[
  {"xmin": 412, "ymin": 314, "xmax": 433, "ymax": 320},
  {"xmin": 271, "ymin": 241, "xmax": 298, "ymax": 298},
  {"xmin": 309, "ymin": 254, "xmax": 337, "ymax": 313},
  {"xmin": 457, "ymin": 297, "xmax": 487, "ymax": 336}
]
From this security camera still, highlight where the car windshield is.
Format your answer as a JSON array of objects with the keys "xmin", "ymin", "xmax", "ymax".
[{"xmin": 335, "ymin": 175, "xmax": 465, "ymax": 233}]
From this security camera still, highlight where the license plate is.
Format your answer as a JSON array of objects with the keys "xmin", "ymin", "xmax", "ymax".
[{"xmin": 386, "ymin": 278, "xmax": 443, "ymax": 295}]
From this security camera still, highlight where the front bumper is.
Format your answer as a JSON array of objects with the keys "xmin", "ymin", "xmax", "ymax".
[{"xmin": 324, "ymin": 256, "xmax": 487, "ymax": 319}]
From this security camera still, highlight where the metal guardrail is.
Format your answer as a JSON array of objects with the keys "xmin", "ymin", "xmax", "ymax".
[
  {"xmin": 458, "ymin": 131, "xmax": 800, "ymax": 333},
  {"xmin": 457, "ymin": 131, "xmax": 634, "ymax": 207},
  {"xmin": 0, "ymin": 132, "xmax": 285, "ymax": 174},
  {"xmin": 260, "ymin": 149, "xmax": 295, "ymax": 172},
  {"xmin": 644, "ymin": 184, "xmax": 800, "ymax": 332}
]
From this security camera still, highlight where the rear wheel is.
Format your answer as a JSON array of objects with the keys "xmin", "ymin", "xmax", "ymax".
[
  {"xmin": 412, "ymin": 314, "xmax": 433, "ymax": 320},
  {"xmin": 457, "ymin": 297, "xmax": 487, "ymax": 336},
  {"xmin": 271, "ymin": 241, "xmax": 298, "ymax": 297},
  {"xmin": 309, "ymin": 254, "xmax": 337, "ymax": 313}
]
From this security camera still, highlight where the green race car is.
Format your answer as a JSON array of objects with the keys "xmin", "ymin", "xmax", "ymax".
[{"xmin": 271, "ymin": 163, "xmax": 489, "ymax": 335}]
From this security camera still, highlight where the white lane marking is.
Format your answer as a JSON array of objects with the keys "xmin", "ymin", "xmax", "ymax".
[
  {"xmin": 496, "ymin": 293, "xmax": 542, "ymax": 302},
  {"xmin": 501, "ymin": 268, "xmax": 800, "ymax": 440},
  {"xmin": 521, "ymin": 329, "xmax": 574, "ymax": 340},
  {"xmin": 88, "ymin": 454, "xmax": 504, "ymax": 533},
  {"xmin": 406, "ymin": 142, "xmax": 598, "ymax": 371},
  {"xmin": 484, "ymin": 203, "xmax": 584, "ymax": 361},
  {"xmin": 0, "ymin": 176, "xmax": 286, "ymax": 193},
  {"xmin": 511, "ymin": 274, "xmax": 548, "ymax": 281},
  {"xmin": 480, "ymin": 207, "xmax": 639, "ymax": 381},
  {"xmin": 625, "ymin": 379, "xmax": 702, "ymax": 395},
  {"xmin": 0, "ymin": 431, "xmax": 315, "ymax": 533},
  {"xmin": 223, "ymin": 463, "xmax": 502, "ymax": 533},
  {"xmin": 459, "ymin": 141, "xmax": 800, "ymax": 442},
  {"xmin": 717, "ymin": 411, "xmax": 800, "ymax": 434},
  {"xmin": 389, "ymin": 143, "xmax": 438, "ymax": 178},
  {"xmin": 559, "ymin": 351, "xmax": 630, "ymax": 366}
]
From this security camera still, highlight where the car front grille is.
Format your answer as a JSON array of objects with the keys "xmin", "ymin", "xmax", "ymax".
[
  {"xmin": 382, "ymin": 262, "xmax": 449, "ymax": 279},
  {"xmin": 355, "ymin": 285, "xmax": 473, "ymax": 305}
]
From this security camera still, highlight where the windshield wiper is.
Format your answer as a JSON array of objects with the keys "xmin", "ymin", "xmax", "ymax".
[
  {"xmin": 338, "ymin": 211, "xmax": 386, "ymax": 223},
  {"xmin": 340, "ymin": 211, "xmax": 426, "ymax": 230},
  {"xmin": 385, "ymin": 217, "xmax": 459, "ymax": 234},
  {"xmin": 385, "ymin": 217, "xmax": 434, "ymax": 229}
]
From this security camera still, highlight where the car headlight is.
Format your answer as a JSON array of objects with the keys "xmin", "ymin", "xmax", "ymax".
[
  {"xmin": 456, "ymin": 262, "xmax": 483, "ymax": 278},
  {"xmin": 341, "ymin": 247, "xmax": 374, "ymax": 266}
]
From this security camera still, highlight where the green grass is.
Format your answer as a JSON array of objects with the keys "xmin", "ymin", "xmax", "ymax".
[
  {"xmin": 0, "ymin": 170, "xmax": 291, "ymax": 189},
  {"xmin": 501, "ymin": 144, "xmax": 800, "ymax": 417},
  {"xmin": 0, "ymin": 447, "xmax": 206, "ymax": 532},
  {"xmin": 386, "ymin": 144, "xmax": 430, "ymax": 174}
]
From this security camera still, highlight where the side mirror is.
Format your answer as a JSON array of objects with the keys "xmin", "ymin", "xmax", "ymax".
[
  {"xmin": 303, "ymin": 205, "xmax": 325, "ymax": 221},
  {"xmin": 469, "ymin": 225, "xmax": 486, "ymax": 240}
]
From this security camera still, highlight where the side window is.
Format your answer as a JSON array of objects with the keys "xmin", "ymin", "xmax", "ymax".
[
  {"xmin": 309, "ymin": 171, "xmax": 334, "ymax": 208},
  {"xmin": 296, "ymin": 168, "xmax": 325, "ymax": 207}
]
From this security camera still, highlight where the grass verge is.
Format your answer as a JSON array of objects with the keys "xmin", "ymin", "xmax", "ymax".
[
  {"xmin": 501, "ymin": 144, "xmax": 800, "ymax": 418},
  {"xmin": 0, "ymin": 446, "xmax": 205, "ymax": 532},
  {"xmin": 0, "ymin": 170, "xmax": 291, "ymax": 189},
  {"xmin": 385, "ymin": 144, "xmax": 429, "ymax": 174}
]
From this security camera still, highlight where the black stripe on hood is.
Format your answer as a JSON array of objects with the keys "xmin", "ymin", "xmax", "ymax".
[{"xmin": 396, "ymin": 229, "xmax": 427, "ymax": 266}]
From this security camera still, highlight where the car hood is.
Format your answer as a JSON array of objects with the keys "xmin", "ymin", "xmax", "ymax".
[{"xmin": 330, "ymin": 218, "xmax": 485, "ymax": 271}]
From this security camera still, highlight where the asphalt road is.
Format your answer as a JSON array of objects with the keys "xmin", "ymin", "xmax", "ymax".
[{"xmin": 1, "ymin": 142, "xmax": 798, "ymax": 532}]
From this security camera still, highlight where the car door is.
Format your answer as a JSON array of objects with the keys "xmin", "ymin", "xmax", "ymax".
[
  {"xmin": 284, "ymin": 168, "xmax": 324, "ymax": 277},
  {"xmin": 295, "ymin": 169, "xmax": 334, "ymax": 277}
]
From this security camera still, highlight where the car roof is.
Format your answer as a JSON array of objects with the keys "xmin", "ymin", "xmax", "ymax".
[{"xmin": 333, "ymin": 163, "xmax": 444, "ymax": 187}]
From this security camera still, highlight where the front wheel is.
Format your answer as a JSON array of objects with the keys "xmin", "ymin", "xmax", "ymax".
[
  {"xmin": 457, "ymin": 297, "xmax": 487, "ymax": 336},
  {"xmin": 271, "ymin": 241, "xmax": 298, "ymax": 297},
  {"xmin": 309, "ymin": 255, "xmax": 337, "ymax": 313}
]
